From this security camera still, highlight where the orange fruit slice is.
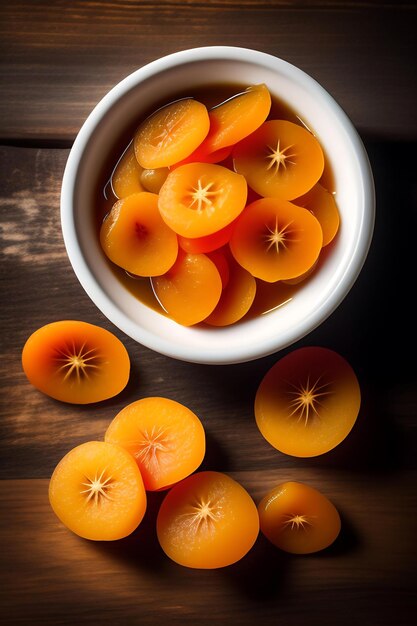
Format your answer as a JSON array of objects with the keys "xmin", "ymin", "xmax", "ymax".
[
  {"xmin": 100, "ymin": 192, "xmax": 178, "ymax": 277},
  {"xmin": 258, "ymin": 481, "xmax": 341, "ymax": 554},
  {"xmin": 233, "ymin": 119, "xmax": 324, "ymax": 200},
  {"xmin": 255, "ymin": 346, "xmax": 361, "ymax": 457},
  {"xmin": 111, "ymin": 142, "xmax": 144, "ymax": 199},
  {"xmin": 157, "ymin": 471, "xmax": 259, "ymax": 568},
  {"xmin": 151, "ymin": 250, "xmax": 222, "ymax": 326},
  {"xmin": 49, "ymin": 441, "xmax": 147, "ymax": 541},
  {"xmin": 105, "ymin": 397, "xmax": 206, "ymax": 491},
  {"xmin": 294, "ymin": 183, "xmax": 340, "ymax": 246},
  {"xmin": 134, "ymin": 98, "xmax": 209, "ymax": 168},
  {"xmin": 22, "ymin": 320, "xmax": 130, "ymax": 404},
  {"xmin": 158, "ymin": 162, "xmax": 247, "ymax": 238},
  {"xmin": 229, "ymin": 197, "xmax": 323, "ymax": 282}
]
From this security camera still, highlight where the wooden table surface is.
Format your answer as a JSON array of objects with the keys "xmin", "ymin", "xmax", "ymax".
[{"xmin": 1, "ymin": 2, "xmax": 416, "ymax": 625}]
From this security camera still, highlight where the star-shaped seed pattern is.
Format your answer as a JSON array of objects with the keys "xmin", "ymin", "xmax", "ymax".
[
  {"xmin": 281, "ymin": 513, "xmax": 313, "ymax": 531},
  {"xmin": 264, "ymin": 217, "xmax": 296, "ymax": 253},
  {"xmin": 80, "ymin": 468, "xmax": 114, "ymax": 505},
  {"xmin": 187, "ymin": 178, "xmax": 220, "ymax": 213},
  {"xmin": 265, "ymin": 140, "xmax": 296, "ymax": 174},
  {"xmin": 286, "ymin": 375, "xmax": 333, "ymax": 426},
  {"xmin": 54, "ymin": 342, "xmax": 101, "ymax": 382}
]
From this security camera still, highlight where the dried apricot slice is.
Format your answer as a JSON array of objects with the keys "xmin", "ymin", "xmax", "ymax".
[
  {"xmin": 134, "ymin": 98, "xmax": 210, "ymax": 169},
  {"xmin": 140, "ymin": 167, "xmax": 169, "ymax": 194},
  {"xmin": 258, "ymin": 481, "xmax": 341, "ymax": 554},
  {"xmin": 229, "ymin": 197, "xmax": 323, "ymax": 282},
  {"xmin": 151, "ymin": 250, "xmax": 222, "ymax": 326},
  {"xmin": 111, "ymin": 142, "xmax": 144, "ymax": 199},
  {"xmin": 205, "ymin": 251, "xmax": 256, "ymax": 326},
  {"xmin": 233, "ymin": 120, "xmax": 324, "ymax": 200},
  {"xmin": 202, "ymin": 83, "xmax": 271, "ymax": 154},
  {"xmin": 100, "ymin": 192, "xmax": 178, "ymax": 277},
  {"xmin": 105, "ymin": 397, "xmax": 205, "ymax": 491},
  {"xmin": 22, "ymin": 320, "xmax": 130, "ymax": 404},
  {"xmin": 157, "ymin": 471, "xmax": 259, "ymax": 569},
  {"xmin": 49, "ymin": 441, "xmax": 146, "ymax": 541},
  {"xmin": 255, "ymin": 347, "xmax": 361, "ymax": 457},
  {"xmin": 158, "ymin": 162, "xmax": 247, "ymax": 238},
  {"xmin": 294, "ymin": 183, "xmax": 340, "ymax": 246}
]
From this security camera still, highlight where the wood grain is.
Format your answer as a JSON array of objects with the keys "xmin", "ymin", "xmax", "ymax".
[
  {"xmin": 1, "ymin": 1, "xmax": 417, "ymax": 623},
  {"xmin": 1, "ymin": 472, "xmax": 416, "ymax": 626},
  {"xmin": 1, "ymin": 140, "xmax": 416, "ymax": 624},
  {"xmin": 1, "ymin": 0, "xmax": 416, "ymax": 142}
]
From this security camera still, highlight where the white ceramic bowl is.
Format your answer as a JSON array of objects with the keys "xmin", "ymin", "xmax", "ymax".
[{"xmin": 61, "ymin": 46, "xmax": 375, "ymax": 365}]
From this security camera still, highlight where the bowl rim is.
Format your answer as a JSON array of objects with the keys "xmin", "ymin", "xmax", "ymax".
[{"xmin": 61, "ymin": 45, "xmax": 375, "ymax": 364}]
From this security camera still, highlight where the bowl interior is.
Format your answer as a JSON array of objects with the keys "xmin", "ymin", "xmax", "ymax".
[{"xmin": 61, "ymin": 47, "xmax": 374, "ymax": 364}]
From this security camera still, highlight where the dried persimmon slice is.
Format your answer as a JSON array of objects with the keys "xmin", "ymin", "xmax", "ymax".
[
  {"xmin": 105, "ymin": 397, "xmax": 206, "ymax": 491},
  {"xmin": 134, "ymin": 98, "xmax": 210, "ymax": 169},
  {"xmin": 255, "ymin": 347, "xmax": 361, "ymax": 457},
  {"xmin": 233, "ymin": 119, "xmax": 324, "ymax": 200},
  {"xmin": 158, "ymin": 162, "xmax": 247, "ymax": 238},
  {"xmin": 156, "ymin": 471, "xmax": 259, "ymax": 568},
  {"xmin": 258, "ymin": 481, "xmax": 341, "ymax": 554},
  {"xmin": 151, "ymin": 250, "xmax": 222, "ymax": 326},
  {"xmin": 100, "ymin": 192, "xmax": 178, "ymax": 277},
  {"xmin": 294, "ymin": 183, "xmax": 340, "ymax": 246},
  {"xmin": 111, "ymin": 142, "xmax": 144, "ymax": 199},
  {"xmin": 22, "ymin": 320, "xmax": 130, "ymax": 404},
  {"xmin": 49, "ymin": 441, "xmax": 146, "ymax": 541},
  {"xmin": 205, "ymin": 250, "xmax": 256, "ymax": 326},
  {"xmin": 202, "ymin": 83, "xmax": 271, "ymax": 154},
  {"xmin": 229, "ymin": 197, "xmax": 323, "ymax": 282}
]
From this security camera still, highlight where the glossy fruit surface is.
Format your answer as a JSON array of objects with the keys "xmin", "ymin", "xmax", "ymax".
[
  {"xmin": 255, "ymin": 347, "xmax": 361, "ymax": 457},
  {"xmin": 49, "ymin": 441, "xmax": 147, "ymax": 541},
  {"xmin": 157, "ymin": 471, "xmax": 259, "ymax": 568},
  {"xmin": 100, "ymin": 192, "xmax": 178, "ymax": 277},
  {"xmin": 158, "ymin": 162, "xmax": 247, "ymax": 238},
  {"xmin": 134, "ymin": 98, "xmax": 210, "ymax": 168},
  {"xmin": 22, "ymin": 320, "xmax": 130, "ymax": 404},
  {"xmin": 230, "ymin": 197, "xmax": 323, "ymax": 282},
  {"xmin": 233, "ymin": 120, "xmax": 324, "ymax": 200},
  {"xmin": 258, "ymin": 481, "xmax": 341, "ymax": 554},
  {"xmin": 105, "ymin": 397, "xmax": 206, "ymax": 491}
]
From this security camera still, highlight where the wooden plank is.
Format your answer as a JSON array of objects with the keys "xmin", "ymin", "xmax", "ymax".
[
  {"xmin": 0, "ymin": 1, "xmax": 416, "ymax": 142},
  {"xmin": 0, "ymin": 473, "xmax": 416, "ymax": 626},
  {"xmin": 0, "ymin": 136, "xmax": 416, "ymax": 623},
  {"xmin": 1, "ymin": 142, "xmax": 416, "ymax": 481}
]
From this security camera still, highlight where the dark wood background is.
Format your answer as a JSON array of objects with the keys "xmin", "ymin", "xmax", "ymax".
[{"xmin": 1, "ymin": 1, "xmax": 416, "ymax": 625}]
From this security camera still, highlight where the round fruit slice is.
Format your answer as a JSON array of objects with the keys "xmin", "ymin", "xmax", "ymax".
[
  {"xmin": 258, "ymin": 481, "xmax": 341, "ymax": 554},
  {"xmin": 49, "ymin": 441, "xmax": 147, "ymax": 541},
  {"xmin": 233, "ymin": 119, "xmax": 324, "ymax": 200},
  {"xmin": 158, "ymin": 162, "xmax": 247, "ymax": 238},
  {"xmin": 157, "ymin": 471, "xmax": 259, "ymax": 569},
  {"xmin": 105, "ymin": 397, "xmax": 206, "ymax": 491},
  {"xmin": 134, "ymin": 98, "xmax": 210, "ymax": 169},
  {"xmin": 22, "ymin": 320, "xmax": 130, "ymax": 404},
  {"xmin": 100, "ymin": 192, "xmax": 178, "ymax": 277},
  {"xmin": 294, "ymin": 183, "xmax": 340, "ymax": 246},
  {"xmin": 111, "ymin": 142, "xmax": 144, "ymax": 199},
  {"xmin": 229, "ymin": 197, "xmax": 323, "ymax": 282},
  {"xmin": 255, "ymin": 347, "xmax": 361, "ymax": 457},
  {"xmin": 205, "ymin": 251, "xmax": 256, "ymax": 326},
  {"xmin": 151, "ymin": 250, "xmax": 222, "ymax": 326},
  {"xmin": 200, "ymin": 83, "xmax": 272, "ymax": 155}
]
